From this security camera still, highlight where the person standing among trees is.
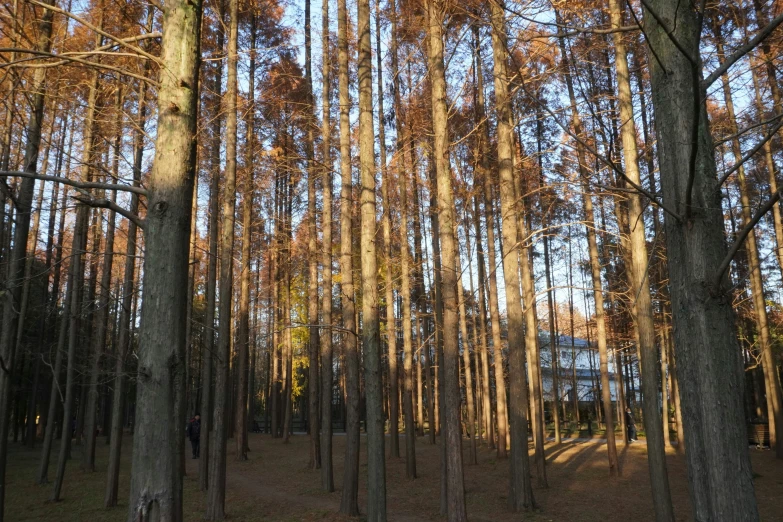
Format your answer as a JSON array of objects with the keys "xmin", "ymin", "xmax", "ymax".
[
  {"xmin": 188, "ymin": 414, "xmax": 201, "ymax": 459},
  {"xmin": 625, "ymin": 407, "xmax": 637, "ymax": 442}
]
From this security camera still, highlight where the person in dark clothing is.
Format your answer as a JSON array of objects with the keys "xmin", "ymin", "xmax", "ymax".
[
  {"xmin": 625, "ymin": 407, "xmax": 637, "ymax": 442},
  {"xmin": 187, "ymin": 414, "xmax": 201, "ymax": 458}
]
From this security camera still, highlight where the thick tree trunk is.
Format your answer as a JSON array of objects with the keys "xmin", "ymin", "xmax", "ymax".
[
  {"xmin": 338, "ymin": 0, "xmax": 359, "ymax": 513},
  {"xmin": 425, "ymin": 1, "xmax": 467, "ymax": 519},
  {"xmin": 206, "ymin": 0, "xmax": 237, "ymax": 514},
  {"xmin": 0, "ymin": 1, "xmax": 55, "ymax": 513},
  {"xmin": 489, "ymin": 1, "xmax": 534, "ymax": 511},
  {"xmin": 644, "ymin": 0, "xmax": 759, "ymax": 518},
  {"xmin": 126, "ymin": 0, "xmax": 202, "ymax": 517},
  {"xmin": 319, "ymin": 0, "xmax": 335, "ymax": 492}
]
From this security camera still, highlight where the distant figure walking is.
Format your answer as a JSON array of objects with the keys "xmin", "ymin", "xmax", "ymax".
[
  {"xmin": 187, "ymin": 413, "xmax": 201, "ymax": 458},
  {"xmin": 625, "ymin": 407, "xmax": 637, "ymax": 442}
]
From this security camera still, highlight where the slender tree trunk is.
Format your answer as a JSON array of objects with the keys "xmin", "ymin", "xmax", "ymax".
[
  {"xmin": 358, "ymin": 0, "xmax": 386, "ymax": 517},
  {"xmin": 37, "ymin": 221, "xmax": 71, "ymax": 486},
  {"xmin": 375, "ymin": 0, "xmax": 398, "ymax": 461},
  {"xmin": 127, "ymin": 0, "xmax": 202, "ymax": 517},
  {"xmin": 559, "ymin": 27, "xmax": 619, "ymax": 468},
  {"xmin": 303, "ymin": 0, "xmax": 321, "ymax": 470},
  {"xmin": 200, "ymin": 4, "xmax": 224, "ymax": 487},
  {"xmin": 105, "ymin": 45, "xmax": 148, "ymax": 503},
  {"xmin": 425, "ymin": 1, "xmax": 466, "ymax": 519},
  {"xmin": 476, "ymin": 59, "xmax": 508, "ymax": 455},
  {"xmin": 51, "ymin": 204, "xmax": 88, "ymax": 501},
  {"xmin": 319, "ymin": 0, "xmax": 335, "ymax": 492},
  {"xmin": 489, "ymin": 1, "xmax": 534, "ymax": 511},
  {"xmin": 83, "ymin": 89, "xmax": 122, "ymax": 472},
  {"xmin": 207, "ymin": 0, "xmax": 237, "ymax": 514},
  {"xmin": 235, "ymin": 12, "xmax": 256, "ymax": 463},
  {"xmin": 0, "ymin": 1, "xmax": 56, "ymax": 512},
  {"xmin": 456, "ymin": 239, "xmax": 476, "ymax": 465},
  {"xmin": 472, "ymin": 196, "xmax": 493, "ymax": 449},
  {"xmin": 644, "ymin": 0, "xmax": 759, "ymax": 518},
  {"xmin": 338, "ymin": 0, "xmax": 359, "ymax": 513},
  {"xmin": 390, "ymin": 0, "xmax": 416, "ymax": 477},
  {"xmin": 609, "ymin": 4, "xmax": 674, "ymax": 518}
]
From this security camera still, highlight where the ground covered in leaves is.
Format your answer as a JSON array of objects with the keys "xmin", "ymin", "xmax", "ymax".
[{"xmin": 4, "ymin": 431, "xmax": 782, "ymax": 521}]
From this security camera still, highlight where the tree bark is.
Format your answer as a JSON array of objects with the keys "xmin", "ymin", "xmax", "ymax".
[
  {"xmin": 338, "ymin": 0, "xmax": 359, "ymax": 513},
  {"xmin": 126, "ymin": 0, "xmax": 202, "ymax": 517},
  {"xmin": 200, "ymin": 0, "xmax": 224, "ymax": 489},
  {"xmin": 644, "ymin": 0, "xmax": 759, "ymax": 518},
  {"xmin": 425, "ymin": 1, "xmax": 467, "ymax": 519},
  {"xmin": 609, "ymin": 3, "xmax": 674, "ymax": 518},
  {"xmin": 489, "ymin": 1, "xmax": 535, "ymax": 511},
  {"xmin": 304, "ymin": 0, "xmax": 321, "ymax": 470},
  {"xmin": 358, "ymin": 0, "xmax": 386, "ymax": 517},
  {"xmin": 319, "ymin": 0, "xmax": 335, "ymax": 492},
  {"xmin": 207, "ymin": 0, "xmax": 237, "ymax": 514}
]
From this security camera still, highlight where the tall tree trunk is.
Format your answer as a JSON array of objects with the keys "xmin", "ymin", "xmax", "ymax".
[
  {"xmin": 235, "ymin": 11, "xmax": 256, "ymax": 463},
  {"xmin": 390, "ymin": 0, "xmax": 416, "ymax": 477},
  {"xmin": 304, "ymin": 0, "xmax": 321, "ymax": 470},
  {"xmin": 358, "ymin": 0, "xmax": 386, "ymax": 517},
  {"xmin": 207, "ymin": 0, "xmax": 237, "ymax": 514},
  {"xmin": 375, "ymin": 0, "xmax": 398, "ymax": 461},
  {"xmin": 200, "ymin": 2, "xmax": 224, "ymax": 488},
  {"xmin": 104, "ymin": 44, "xmax": 148, "ymax": 503},
  {"xmin": 127, "ymin": 0, "xmax": 202, "ymax": 517},
  {"xmin": 556, "ymin": 22, "xmax": 619, "ymax": 470},
  {"xmin": 37, "ymin": 193, "xmax": 72, "ymax": 486},
  {"xmin": 476, "ymin": 45, "xmax": 508, "ymax": 455},
  {"xmin": 338, "ymin": 0, "xmax": 359, "ymax": 513},
  {"xmin": 319, "ymin": 0, "xmax": 335, "ymax": 492},
  {"xmin": 0, "ymin": 0, "xmax": 55, "ymax": 512},
  {"xmin": 609, "ymin": 3, "xmax": 674, "ymax": 518},
  {"xmin": 425, "ymin": 1, "xmax": 466, "ymax": 519},
  {"xmin": 644, "ymin": 0, "xmax": 759, "ymax": 518},
  {"xmin": 472, "ymin": 195, "xmax": 493, "ymax": 449},
  {"xmin": 489, "ymin": 1, "xmax": 534, "ymax": 511},
  {"xmin": 455, "ymin": 237, "xmax": 476, "ymax": 465},
  {"xmin": 51, "ymin": 204, "xmax": 88, "ymax": 501},
  {"xmin": 83, "ymin": 89, "xmax": 122, "ymax": 472}
]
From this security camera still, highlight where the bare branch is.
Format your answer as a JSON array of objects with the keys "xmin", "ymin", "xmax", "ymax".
[
  {"xmin": 714, "ymin": 187, "xmax": 783, "ymax": 288},
  {"xmin": 714, "ymin": 117, "xmax": 783, "ymax": 188},
  {"xmin": 0, "ymin": 48, "xmax": 160, "ymax": 86},
  {"xmin": 702, "ymin": 11, "xmax": 783, "ymax": 89},
  {"xmin": 0, "ymin": 171, "xmax": 148, "ymax": 196},
  {"xmin": 27, "ymin": 0, "xmax": 163, "ymax": 65},
  {"xmin": 72, "ymin": 195, "xmax": 146, "ymax": 231}
]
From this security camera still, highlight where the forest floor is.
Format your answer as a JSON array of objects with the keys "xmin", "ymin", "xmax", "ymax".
[{"xmin": 4, "ymin": 431, "xmax": 782, "ymax": 521}]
